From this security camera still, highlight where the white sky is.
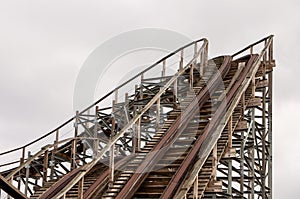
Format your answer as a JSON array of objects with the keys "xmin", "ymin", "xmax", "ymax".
[{"xmin": 0, "ymin": 0, "xmax": 299, "ymax": 198}]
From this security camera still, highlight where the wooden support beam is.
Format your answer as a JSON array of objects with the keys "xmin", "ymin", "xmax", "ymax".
[
  {"xmin": 193, "ymin": 174, "xmax": 198, "ymax": 199},
  {"xmin": 180, "ymin": 49, "xmax": 184, "ymax": 71},
  {"xmin": 136, "ymin": 118, "xmax": 141, "ymax": 152},
  {"xmin": 174, "ymin": 78, "xmax": 178, "ymax": 102},
  {"xmin": 24, "ymin": 151, "xmax": 31, "ymax": 196},
  {"xmin": 212, "ymin": 144, "xmax": 217, "ymax": 181},
  {"xmin": 42, "ymin": 150, "xmax": 49, "ymax": 186},
  {"xmin": 162, "ymin": 59, "xmax": 166, "ymax": 77},
  {"xmin": 156, "ymin": 97, "xmax": 161, "ymax": 131},
  {"xmin": 228, "ymin": 160, "xmax": 233, "ymax": 198},
  {"xmin": 223, "ymin": 116, "xmax": 236, "ymax": 158},
  {"xmin": 94, "ymin": 106, "xmax": 99, "ymax": 158},
  {"xmin": 109, "ymin": 143, "xmax": 115, "ymax": 187},
  {"xmin": 0, "ymin": 175, "xmax": 28, "ymax": 199},
  {"xmin": 78, "ymin": 177, "xmax": 84, "ymax": 199},
  {"xmin": 71, "ymin": 111, "xmax": 79, "ymax": 170},
  {"xmin": 190, "ymin": 63, "xmax": 194, "ymax": 89}
]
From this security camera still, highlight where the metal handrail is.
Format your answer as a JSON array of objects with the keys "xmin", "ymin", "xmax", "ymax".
[
  {"xmin": 50, "ymin": 39, "xmax": 209, "ymax": 199},
  {"xmin": 0, "ymin": 39, "xmax": 207, "ymax": 157}
]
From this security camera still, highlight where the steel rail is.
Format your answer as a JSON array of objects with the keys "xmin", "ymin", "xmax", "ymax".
[
  {"xmin": 161, "ymin": 55, "xmax": 258, "ymax": 198},
  {"xmin": 43, "ymin": 39, "xmax": 209, "ymax": 199},
  {"xmin": 115, "ymin": 55, "xmax": 232, "ymax": 199},
  {"xmin": 175, "ymin": 35, "xmax": 274, "ymax": 199}
]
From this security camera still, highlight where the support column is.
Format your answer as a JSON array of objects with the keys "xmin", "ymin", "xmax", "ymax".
[
  {"xmin": 24, "ymin": 151, "xmax": 31, "ymax": 196},
  {"xmin": 268, "ymin": 71, "xmax": 273, "ymax": 199}
]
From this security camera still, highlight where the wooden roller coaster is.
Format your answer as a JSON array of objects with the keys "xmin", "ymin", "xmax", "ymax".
[{"xmin": 0, "ymin": 35, "xmax": 275, "ymax": 199}]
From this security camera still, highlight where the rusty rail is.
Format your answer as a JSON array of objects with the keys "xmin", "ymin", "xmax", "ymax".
[
  {"xmin": 30, "ymin": 39, "xmax": 209, "ymax": 199},
  {"xmin": 162, "ymin": 55, "xmax": 258, "ymax": 198},
  {"xmin": 115, "ymin": 55, "xmax": 232, "ymax": 199},
  {"xmin": 175, "ymin": 35, "xmax": 274, "ymax": 199}
]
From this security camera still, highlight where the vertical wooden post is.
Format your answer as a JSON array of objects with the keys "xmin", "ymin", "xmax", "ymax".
[
  {"xmin": 174, "ymin": 78, "xmax": 178, "ymax": 102},
  {"xmin": 109, "ymin": 101, "xmax": 115, "ymax": 186},
  {"xmin": 204, "ymin": 42, "xmax": 208, "ymax": 67},
  {"xmin": 78, "ymin": 177, "xmax": 84, "ymax": 199},
  {"xmin": 228, "ymin": 116, "xmax": 233, "ymax": 149},
  {"xmin": 250, "ymin": 108, "xmax": 255, "ymax": 199},
  {"xmin": 179, "ymin": 49, "xmax": 184, "ymax": 71},
  {"xmin": 140, "ymin": 74, "xmax": 144, "ymax": 99},
  {"xmin": 240, "ymin": 131, "xmax": 245, "ymax": 197},
  {"xmin": 262, "ymin": 76, "xmax": 267, "ymax": 199},
  {"xmin": 193, "ymin": 174, "xmax": 198, "ymax": 199},
  {"xmin": 124, "ymin": 93, "xmax": 129, "ymax": 123},
  {"xmin": 94, "ymin": 106, "xmax": 99, "ymax": 159},
  {"xmin": 228, "ymin": 159, "xmax": 232, "ymax": 198},
  {"xmin": 42, "ymin": 150, "xmax": 49, "ymax": 186},
  {"xmin": 269, "ymin": 39, "xmax": 273, "ymax": 62},
  {"xmin": 263, "ymin": 40, "xmax": 267, "ymax": 63},
  {"xmin": 50, "ymin": 130, "xmax": 59, "ymax": 179},
  {"xmin": 134, "ymin": 118, "xmax": 141, "ymax": 153},
  {"xmin": 228, "ymin": 116, "xmax": 233, "ymax": 198},
  {"xmin": 200, "ymin": 50, "xmax": 204, "ymax": 76},
  {"xmin": 71, "ymin": 111, "xmax": 79, "ymax": 170},
  {"xmin": 194, "ymin": 42, "xmax": 198, "ymax": 58},
  {"xmin": 18, "ymin": 147, "xmax": 26, "ymax": 189},
  {"xmin": 268, "ymin": 68, "xmax": 273, "ymax": 199},
  {"xmin": 156, "ymin": 97, "xmax": 161, "ymax": 131},
  {"xmin": 115, "ymin": 89, "xmax": 118, "ymax": 102},
  {"xmin": 162, "ymin": 60, "xmax": 166, "ymax": 77},
  {"xmin": 261, "ymin": 50, "xmax": 267, "ymax": 199},
  {"xmin": 109, "ymin": 142, "xmax": 115, "ymax": 187},
  {"xmin": 212, "ymin": 144, "xmax": 217, "ymax": 181},
  {"xmin": 190, "ymin": 63, "xmax": 194, "ymax": 89},
  {"xmin": 24, "ymin": 151, "xmax": 31, "ymax": 196},
  {"xmin": 134, "ymin": 85, "xmax": 138, "ymax": 115}
]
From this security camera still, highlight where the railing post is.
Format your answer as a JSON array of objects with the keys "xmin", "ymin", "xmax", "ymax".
[
  {"xmin": 140, "ymin": 74, "xmax": 144, "ymax": 99},
  {"xmin": 124, "ymin": 93, "xmax": 129, "ymax": 123},
  {"xmin": 205, "ymin": 42, "xmax": 208, "ymax": 67},
  {"xmin": 269, "ymin": 39, "xmax": 273, "ymax": 62},
  {"xmin": 18, "ymin": 147, "xmax": 26, "ymax": 189},
  {"xmin": 200, "ymin": 50, "xmax": 204, "ymax": 76},
  {"xmin": 71, "ymin": 111, "xmax": 79, "ymax": 170},
  {"xmin": 78, "ymin": 176, "xmax": 84, "ymax": 199},
  {"xmin": 190, "ymin": 62, "xmax": 194, "ymax": 89},
  {"xmin": 174, "ymin": 78, "xmax": 178, "ymax": 102},
  {"xmin": 50, "ymin": 130, "xmax": 59, "ymax": 180},
  {"xmin": 194, "ymin": 42, "xmax": 198, "ymax": 58},
  {"xmin": 109, "ymin": 140, "xmax": 115, "ymax": 187},
  {"xmin": 94, "ymin": 106, "xmax": 99, "ymax": 159},
  {"xmin": 193, "ymin": 173, "xmax": 198, "ymax": 199},
  {"xmin": 263, "ymin": 40, "xmax": 267, "ymax": 63},
  {"xmin": 24, "ymin": 151, "xmax": 31, "ymax": 196},
  {"xmin": 156, "ymin": 97, "xmax": 161, "ymax": 131},
  {"xmin": 135, "ymin": 118, "xmax": 141, "ymax": 153},
  {"xmin": 109, "ymin": 102, "xmax": 115, "ymax": 186},
  {"xmin": 212, "ymin": 144, "xmax": 217, "ymax": 181},
  {"xmin": 179, "ymin": 49, "xmax": 184, "ymax": 71},
  {"xmin": 42, "ymin": 149, "xmax": 49, "ymax": 186},
  {"xmin": 162, "ymin": 59, "xmax": 166, "ymax": 77}
]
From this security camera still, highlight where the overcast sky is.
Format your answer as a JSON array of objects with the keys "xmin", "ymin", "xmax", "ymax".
[{"xmin": 0, "ymin": 0, "xmax": 299, "ymax": 198}]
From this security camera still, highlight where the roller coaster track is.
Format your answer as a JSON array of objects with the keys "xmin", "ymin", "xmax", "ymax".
[{"xmin": 0, "ymin": 35, "xmax": 275, "ymax": 199}]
